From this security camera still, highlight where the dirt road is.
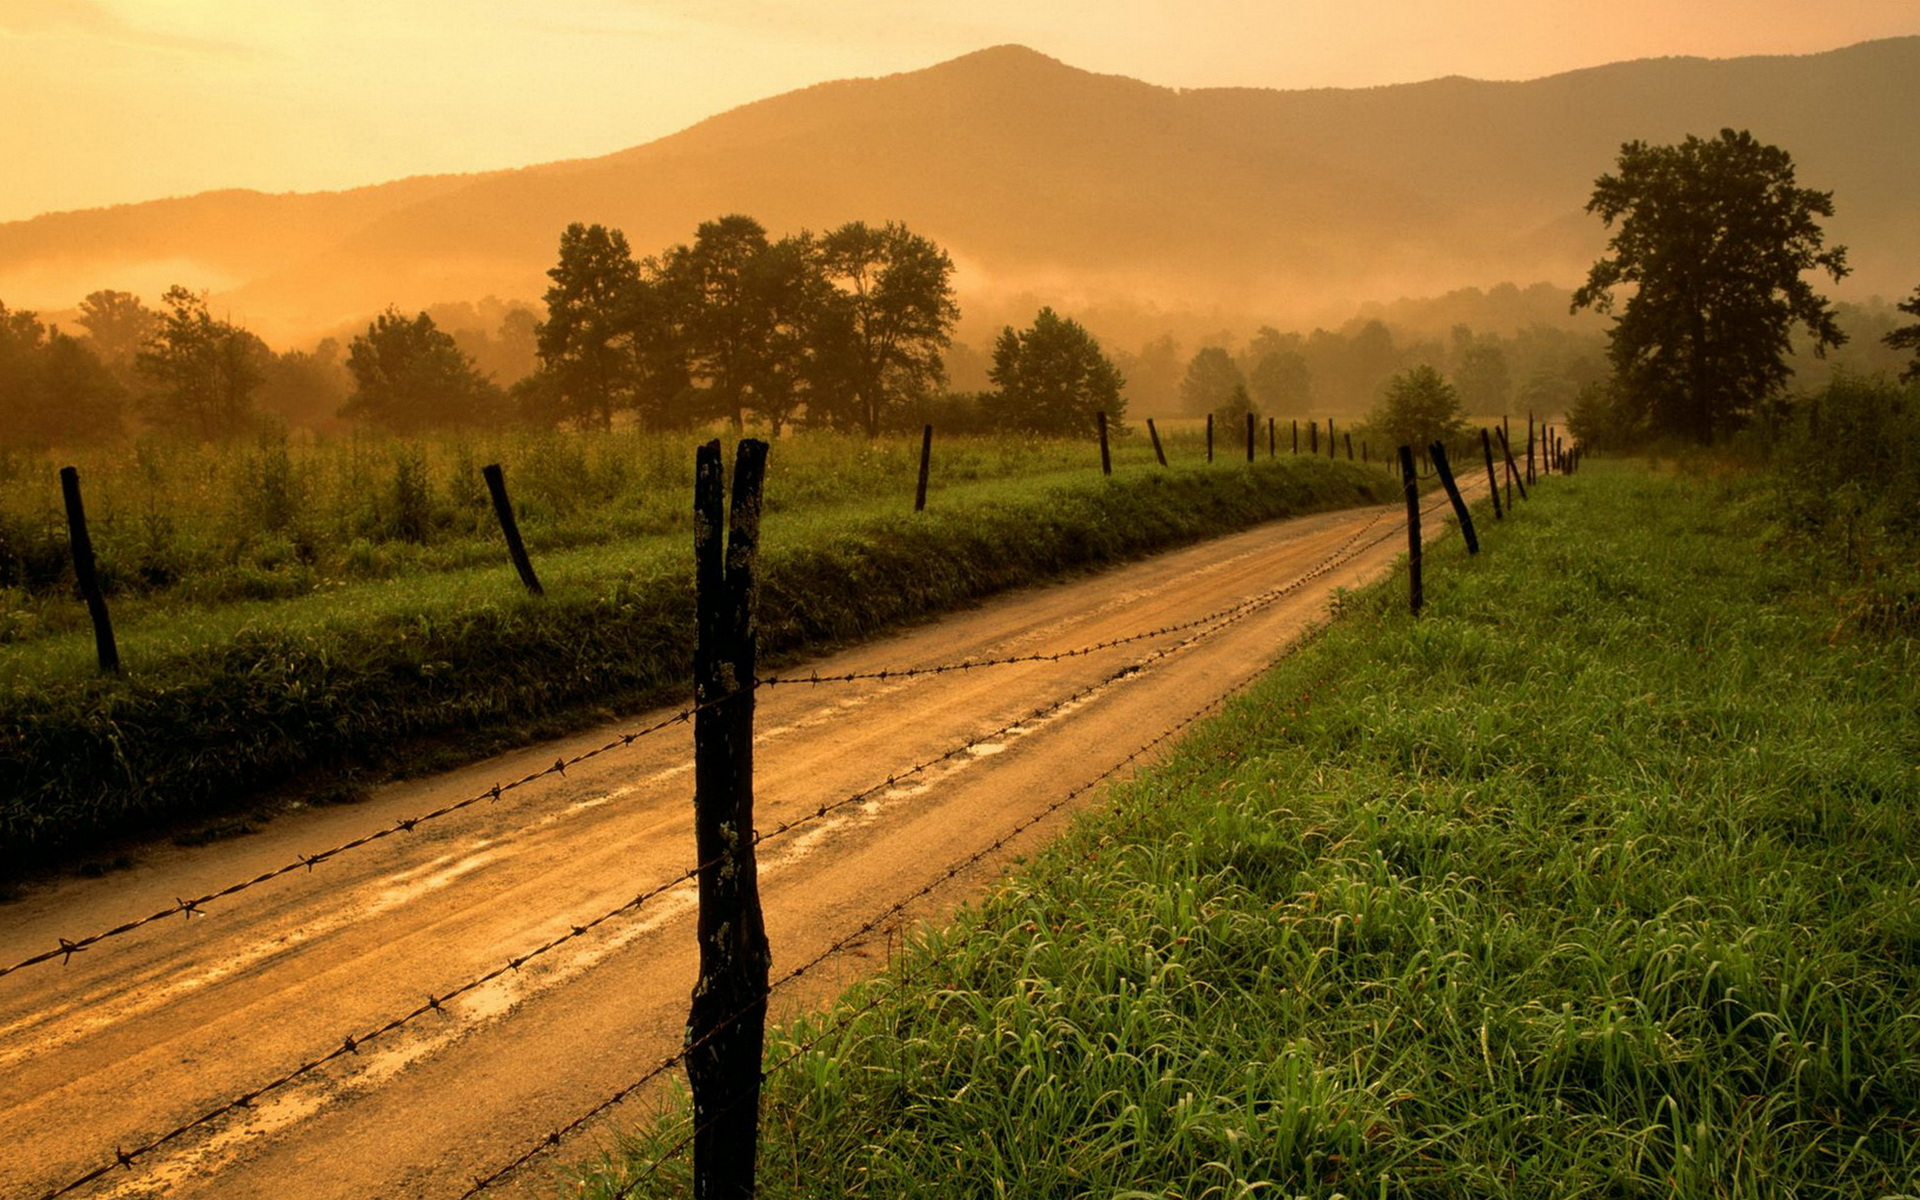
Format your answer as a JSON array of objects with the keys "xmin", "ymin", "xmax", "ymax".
[{"xmin": 0, "ymin": 483, "xmax": 1476, "ymax": 1200}]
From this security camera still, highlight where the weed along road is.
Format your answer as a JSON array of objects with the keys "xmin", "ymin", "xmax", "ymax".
[{"xmin": 1, "ymin": 483, "xmax": 1479, "ymax": 1200}]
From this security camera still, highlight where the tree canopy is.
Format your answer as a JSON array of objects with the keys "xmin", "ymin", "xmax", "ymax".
[
  {"xmin": 1179, "ymin": 347, "xmax": 1243, "ymax": 417},
  {"xmin": 341, "ymin": 308, "xmax": 503, "ymax": 434},
  {"xmin": 136, "ymin": 286, "xmax": 270, "ymax": 440},
  {"xmin": 1887, "ymin": 285, "xmax": 1920, "ymax": 383},
  {"xmin": 1572, "ymin": 128, "xmax": 1849, "ymax": 442},
  {"xmin": 0, "ymin": 303, "xmax": 125, "ymax": 450},
  {"xmin": 986, "ymin": 307, "xmax": 1125, "ymax": 435},
  {"xmin": 1365, "ymin": 365, "xmax": 1468, "ymax": 453}
]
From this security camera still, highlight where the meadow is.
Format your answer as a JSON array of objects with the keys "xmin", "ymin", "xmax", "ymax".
[
  {"xmin": 0, "ymin": 421, "xmax": 1394, "ymax": 867},
  {"xmin": 578, "ymin": 459, "xmax": 1920, "ymax": 1198}
]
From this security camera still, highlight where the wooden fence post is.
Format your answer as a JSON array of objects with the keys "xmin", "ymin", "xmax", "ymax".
[
  {"xmin": 1268, "ymin": 417, "xmax": 1276, "ymax": 458},
  {"xmin": 1480, "ymin": 429, "xmax": 1504, "ymax": 520},
  {"xmin": 688, "ymin": 438, "xmax": 772, "ymax": 1200},
  {"xmin": 1245, "ymin": 412, "xmax": 1256, "ymax": 463},
  {"xmin": 1310, "ymin": 420, "xmax": 1319, "ymax": 456},
  {"xmin": 1399, "ymin": 445, "xmax": 1422, "ymax": 616},
  {"xmin": 1428, "ymin": 440, "xmax": 1478, "ymax": 555},
  {"xmin": 1497, "ymin": 427, "xmax": 1529, "ymax": 501},
  {"xmin": 1327, "ymin": 417, "xmax": 1337, "ymax": 459},
  {"xmin": 1292, "ymin": 419, "xmax": 1299, "ymax": 455},
  {"xmin": 914, "ymin": 424, "xmax": 933, "ymax": 512},
  {"xmin": 59, "ymin": 466, "xmax": 120, "ymax": 675},
  {"xmin": 1206, "ymin": 413, "xmax": 1214, "ymax": 463},
  {"xmin": 1344, "ymin": 432, "xmax": 1354, "ymax": 461},
  {"xmin": 1146, "ymin": 418, "xmax": 1168, "ymax": 467},
  {"xmin": 482, "ymin": 463, "xmax": 544, "ymax": 595},
  {"xmin": 1526, "ymin": 413, "xmax": 1536, "ymax": 485},
  {"xmin": 1097, "ymin": 411, "xmax": 1113, "ymax": 476}
]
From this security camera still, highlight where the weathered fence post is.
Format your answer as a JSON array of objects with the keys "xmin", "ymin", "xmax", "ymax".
[
  {"xmin": 1245, "ymin": 412, "xmax": 1256, "ymax": 463},
  {"xmin": 914, "ymin": 424, "xmax": 933, "ymax": 512},
  {"xmin": 1526, "ymin": 414, "xmax": 1536, "ymax": 485},
  {"xmin": 1292, "ymin": 419, "xmax": 1299, "ymax": 455},
  {"xmin": 59, "ymin": 466, "xmax": 120, "ymax": 675},
  {"xmin": 1097, "ymin": 411, "xmax": 1113, "ymax": 476},
  {"xmin": 1428, "ymin": 440, "xmax": 1478, "ymax": 555},
  {"xmin": 1480, "ymin": 429, "xmax": 1504, "ymax": 520},
  {"xmin": 1398, "ymin": 445, "xmax": 1422, "ymax": 616},
  {"xmin": 482, "ymin": 463, "xmax": 544, "ymax": 596},
  {"xmin": 1344, "ymin": 432, "xmax": 1354, "ymax": 461},
  {"xmin": 688, "ymin": 438, "xmax": 772, "ymax": 1200},
  {"xmin": 1497, "ymin": 427, "xmax": 1529, "ymax": 501},
  {"xmin": 1206, "ymin": 413, "xmax": 1215, "ymax": 463},
  {"xmin": 1146, "ymin": 418, "xmax": 1169, "ymax": 467},
  {"xmin": 1327, "ymin": 417, "xmax": 1337, "ymax": 459},
  {"xmin": 1310, "ymin": 419, "xmax": 1319, "ymax": 456},
  {"xmin": 1268, "ymin": 417, "xmax": 1276, "ymax": 458}
]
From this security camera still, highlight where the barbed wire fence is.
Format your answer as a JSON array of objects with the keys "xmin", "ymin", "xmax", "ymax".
[{"xmin": 19, "ymin": 439, "xmax": 1522, "ymax": 1200}]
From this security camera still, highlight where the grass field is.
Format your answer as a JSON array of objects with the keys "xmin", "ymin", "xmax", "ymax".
[
  {"xmin": 576, "ymin": 459, "xmax": 1920, "ymax": 1199},
  {"xmin": 0, "ymin": 424, "xmax": 1394, "ymax": 867}
]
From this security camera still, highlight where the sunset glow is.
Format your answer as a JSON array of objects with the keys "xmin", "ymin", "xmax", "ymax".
[{"xmin": 4, "ymin": 0, "xmax": 1917, "ymax": 223}]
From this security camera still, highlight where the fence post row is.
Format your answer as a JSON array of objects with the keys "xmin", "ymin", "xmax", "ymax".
[
  {"xmin": 914, "ymin": 424, "xmax": 933, "ymax": 512},
  {"xmin": 482, "ymin": 463, "xmax": 544, "ymax": 596},
  {"xmin": 1097, "ymin": 411, "xmax": 1113, "ymax": 476},
  {"xmin": 1147, "ymin": 418, "xmax": 1169, "ymax": 467},
  {"xmin": 1428, "ymin": 440, "xmax": 1478, "ymax": 555},
  {"xmin": 688, "ymin": 437, "xmax": 773, "ymax": 1200},
  {"xmin": 1398, "ymin": 445, "xmax": 1422, "ymax": 616},
  {"xmin": 59, "ymin": 466, "xmax": 120, "ymax": 675},
  {"xmin": 1479, "ymin": 429, "xmax": 1504, "ymax": 521}
]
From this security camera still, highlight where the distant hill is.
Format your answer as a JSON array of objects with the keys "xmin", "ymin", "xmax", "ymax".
[{"xmin": 2, "ymin": 39, "xmax": 1915, "ymax": 346}]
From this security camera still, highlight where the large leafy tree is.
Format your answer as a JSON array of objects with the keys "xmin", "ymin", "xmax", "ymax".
[
  {"xmin": 815, "ymin": 220, "xmax": 958, "ymax": 437},
  {"xmin": 1365, "ymin": 364, "xmax": 1468, "ymax": 453},
  {"xmin": 0, "ymin": 303, "xmax": 125, "ymax": 449},
  {"xmin": 1178, "ymin": 347, "xmax": 1244, "ymax": 416},
  {"xmin": 986, "ymin": 307, "xmax": 1125, "ymax": 435},
  {"xmin": 1886, "ymin": 284, "xmax": 1920, "ymax": 383},
  {"xmin": 341, "ymin": 308, "xmax": 503, "ymax": 433},
  {"xmin": 1247, "ymin": 349, "xmax": 1311, "ymax": 416},
  {"xmin": 74, "ymin": 289, "xmax": 158, "ymax": 386},
  {"xmin": 1572, "ymin": 129, "xmax": 1849, "ymax": 442},
  {"xmin": 136, "ymin": 286, "xmax": 270, "ymax": 440},
  {"xmin": 536, "ymin": 223, "xmax": 644, "ymax": 430}
]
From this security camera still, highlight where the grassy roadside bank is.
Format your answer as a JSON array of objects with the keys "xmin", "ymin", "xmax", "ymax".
[
  {"xmin": 582, "ymin": 460, "xmax": 1920, "ymax": 1198},
  {"xmin": 1, "ymin": 455, "xmax": 1390, "ymax": 869}
]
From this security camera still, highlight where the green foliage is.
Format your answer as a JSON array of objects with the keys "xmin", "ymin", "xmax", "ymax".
[
  {"xmin": 1178, "ymin": 346, "xmax": 1244, "ymax": 417},
  {"xmin": 341, "ymin": 308, "xmax": 504, "ymax": 434},
  {"xmin": 136, "ymin": 285, "xmax": 272, "ymax": 441},
  {"xmin": 586, "ymin": 464, "xmax": 1920, "ymax": 1199},
  {"xmin": 1247, "ymin": 348, "xmax": 1311, "ymax": 415},
  {"xmin": 1886, "ymin": 285, "xmax": 1920, "ymax": 384},
  {"xmin": 985, "ymin": 307, "xmax": 1125, "ymax": 435},
  {"xmin": 1573, "ymin": 129, "xmax": 1850, "ymax": 442},
  {"xmin": 1364, "ymin": 363, "xmax": 1468, "ymax": 453},
  {"xmin": 0, "ymin": 306, "xmax": 125, "ymax": 450}
]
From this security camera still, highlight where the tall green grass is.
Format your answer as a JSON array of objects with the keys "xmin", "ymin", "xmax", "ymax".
[
  {"xmin": 1, "ymin": 446, "xmax": 1390, "ymax": 867},
  {"xmin": 575, "ymin": 461, "xmax": 1920, "ymax": 1199}
]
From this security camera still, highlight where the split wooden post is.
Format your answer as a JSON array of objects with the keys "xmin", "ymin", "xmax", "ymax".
[
  {"xmin": 1398, "ymin": 445, "xmax": 1422, "ymax": 616},
  {"xmin": 1206, "ymin": 413, "xmax": 1215, "ymax": 463},
  {"xmin": 1146, "ymin": 418, "xmax": 1169, "ymax": 467},
  {"xmin": 1245, "ymin": 412, "xmax": 1256, "ymax": 462},
  {"xmin": 1428, "ymin": 440, "xmax": 1478, "ymax": 554},
  {"xmin": 1480, "ymin": 429, "xmax": 1504, "ymax": 520},
  {"xmin": 688, "ymin": 438, "xmax": 772, "ymax": 1200},
  {"xmin": 59, "ymin": 466, "xmax": 120, "ymax": 675},
  {"xmin": 914, "ymin": 424, "xmax": 933, "ymax": 511},
  {"xmin": 1097, "ymin": 411, "xmax": 1113, "ymax": 476},
  {"xmin": 482, "ymin": 463, "xmax": 544, "ymax": 595}
]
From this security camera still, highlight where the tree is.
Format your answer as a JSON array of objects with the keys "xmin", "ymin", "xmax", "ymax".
[
  {"xmin": 0, "ymin": 304, "xmax": 124, "ymax": 448},
  {"xmin": 1212, "ymin": 382, "xmax": 1256, "ymax": 430},
  {"xmin": 815, "ymin": 221, "xmax": 958, "ymax": 437},
  {"xmin": 536, "ymin": 223, "xmax": 644, "ymax": 430},
  {"xmin": 1365, "ymin": 365, "xmax": 1468, "ymax": 452},
  {"xmin": 1886, "ymin": 285, "xmax": 1920, "ymax": 383},
  {"xmin": 1248, "ymin": 350, "xmax": 1311, "ymax": 415},
  {"xmin": 1179, "ymin": 347, "xmax": 1244, "ymax": 416},
  {"xmin": 136, "ymin": 286, "xmax": 269, "ymax": 440},
  {"xmin": 74, "ymin": 289, "xmax": 158, "ymax": 386},
  {"xmin": 1450, "ymin": 332, "xmax": 1512, "ymax": 416},
  {"xmin": 258, "ymin": 339, "xmax": 351, "ymax": 432},
  {"xmin": 1572, "ymin": 129, "xmax": 1849, "ymax": 442},
  {"xmin": 341, "ymin": 308, "xmax": 503, "ymax": 433},
  {"xmin": 986, "ymin": 307, "xmax": 1125, "ymax": 435}
]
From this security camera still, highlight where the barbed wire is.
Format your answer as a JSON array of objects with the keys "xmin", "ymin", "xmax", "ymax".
[{"xmin": 0, "ymin": 700, "xmax": 741, "ymax": 983}]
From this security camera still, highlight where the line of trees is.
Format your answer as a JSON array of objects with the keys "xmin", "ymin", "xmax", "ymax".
[{"xmin": 522, "ymin": 216, "xmax": 959, "ymax": 437}]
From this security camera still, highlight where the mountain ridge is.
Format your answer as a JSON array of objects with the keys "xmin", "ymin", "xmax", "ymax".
[{"xmin": 3, "ymin": 37, "xmax": 1915, "ymax": 345}]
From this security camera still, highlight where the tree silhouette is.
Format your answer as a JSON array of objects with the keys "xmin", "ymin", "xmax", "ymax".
[
  {"xmin": 1366, "ymin": 365, "xmax": 1467, "ymax": 452},
  {"xmin": 1886, "ymin": 284, "xmax": 1920, "ymax": 383},
  {"xmin": 987, "ymin": 307, "xmax": 1125, "ymax": 435},
  {"xmin": 136, "ymin": 286, "xmax": 269, "ymax": 440},
  {"xmin": 342, "ymin": 308, "xmax": 502, "ymax": 434},
  {"xmin": 1572, "ymin": 129, "xmax": 1848, "ymax": 442}
]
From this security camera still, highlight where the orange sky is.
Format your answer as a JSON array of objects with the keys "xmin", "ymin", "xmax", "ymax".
[{"xmin": 3, "ymin": 0, "xmax": 1918, "ymax": 224}]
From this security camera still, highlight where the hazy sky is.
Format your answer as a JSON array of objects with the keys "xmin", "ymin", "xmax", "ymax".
[{"xmin": 3, "ymin": 0, "xmax": 1917, "ymax": 223}]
